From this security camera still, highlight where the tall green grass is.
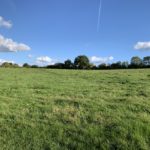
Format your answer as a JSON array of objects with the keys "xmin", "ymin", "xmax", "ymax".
[{"xmin": 0, "ymin": 68, "xmax": 150, "ymax": 149}]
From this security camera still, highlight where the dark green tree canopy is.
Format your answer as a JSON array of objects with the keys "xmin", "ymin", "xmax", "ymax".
[
  {"xmin": 131, "ymin": 56, "xmax": 142, "ymax": 67},
  {"xmin": 64, "ymin": 59, "xmax": 73, "ymax": 69},
  {"xmin": 23, "ymin": 63, "xmax": 30, "ymax": 68},
  {"xmin": 74, "ymin": 55, "xmax": 90, "ymax": 69},
  {"xmin": 1, "ymin": 55, "xmax": 150, "ymax": 69},
  {"xmin": 98, "ymin": 63, "xmax": 107, "ymax": 69},
  {"xmin": 122, "ymin": 61, "xmax": 129, "ymax": 68},
  {"xmin": 143, "ymin": 56, "xmax": 150, "ymax": 66}
]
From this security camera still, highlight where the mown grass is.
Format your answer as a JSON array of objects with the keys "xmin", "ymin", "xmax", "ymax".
[{"xmin": 0, "ymin": 68, "xmax": 150, "ymax": 150}]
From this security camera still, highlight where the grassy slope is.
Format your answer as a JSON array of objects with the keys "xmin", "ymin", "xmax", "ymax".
[{"xmin": 0, "ymin": 68, "xmax": 150, "ymax": 150}]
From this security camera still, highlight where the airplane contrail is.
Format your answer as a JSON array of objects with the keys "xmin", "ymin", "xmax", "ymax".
[{"xmin": 97, "ymin": 0, "xmax": 102, "ymax": 32}]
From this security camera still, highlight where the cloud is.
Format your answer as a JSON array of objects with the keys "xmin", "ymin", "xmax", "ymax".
[
  {"xmin": 90, "ymin": 56, "xmax": 114, "ymax": 64},
  {"xmin": 36, "ymin": 56, "xmax": 57, "ymax": 65},
  {"xmin": 0, "ymin": 59, "xmax": 14, "ymax": 64},
  {"xmin": 134, "ymin": 41, "xmax": 150, "ymax": 51},
  {"xmin": 0, "ymin": 34, "xmax": 31, "ymax": 52},
  {"xmin": 0, "ymin": 16, "xmax": 12, "ymax": 28},
  {"xmin": 28, "ymin": 54, "xmax": 33, "ymax": 58}
]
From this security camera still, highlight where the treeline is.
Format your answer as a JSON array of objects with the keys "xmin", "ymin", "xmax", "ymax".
[
  {"xmin": 46, "ymin": 56, "xmax": 150, "ymax": 69},
  {"xmin": 1, "ymin": 55, "xmax": 150, "ymax": 69}
]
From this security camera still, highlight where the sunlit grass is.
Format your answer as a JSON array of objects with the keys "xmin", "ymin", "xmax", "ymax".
[{"xmin": 0, "ymin": 68, "xmax": 150, "ymax": 149}]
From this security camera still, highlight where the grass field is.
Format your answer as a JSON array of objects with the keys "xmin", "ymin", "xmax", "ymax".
[{"xmin": 0, "ymin": 68, "xmax": 150, "ymax": 150}]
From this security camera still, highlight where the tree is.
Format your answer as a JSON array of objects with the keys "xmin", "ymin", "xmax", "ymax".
[
  {"xmin": 13, "ymin": 64, "xmax": 19, "ymax": 68},
  {"xmin": 130, "ymin": 56, "xmax": 142, "ymax": 68},
  {"xmin": 1, "ymin": 62, "xmax": 19, "ymax": 68},
  {"xmin": 122, "ymin": 61, "xmax": 129, "ymax": 69},
  {"xmin": 98, "ymin": 63, "xmax": 107, "ymax": 69},
  {"xmin": 23, "ymin": 63, "xmax": 30, "ymax": 68},
  {"xmin": 31, "ymin": 65, "xmax": 39, "ymax": 68},
  {"xmin": 46, "ymin": 65, "xmax": 56, "ymax": 69},
  {"xmin": 143, "ymin": 56, "xmax": 150, "ymax": 67},
  {"xmin": 88, "ymin": 63, "xmax": 97, "ymax": 70},
  {"xmin": 110, "ymin": 61, "xmax": 122, "ymax": 69},
  {"xmin": 1, "ymin": 62, "xmax": 12, "ymax": 68},
  {"xmin": 74, "ymin": 55, "xmax": 90, "ymax": 69},
  {"xmin": 64, "ymin": 59, "xmax": 73, "ymax": 69},
  {"xmin": 54, "ymin": 63, "xmax": 64, "ymax": 69}
]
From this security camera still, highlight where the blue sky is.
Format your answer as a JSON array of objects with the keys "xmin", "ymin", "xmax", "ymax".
[{"xmin": 0, "ymin": 0, "xmax": 150, "ymax": 65}]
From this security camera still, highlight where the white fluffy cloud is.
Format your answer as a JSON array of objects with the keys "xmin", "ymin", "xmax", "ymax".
[
  {"xmin": 90, "ymin": 56, "xmax": 114, "ymax": 64},
  {"xmin": 0, "ymin": 16, "xmax": 12, "ymax": 28},
  {"xmin": 36, "ymin": 56, "xmax": 57, "ymax": 65},
  {"xmin": 0, "ymin": 34, "xmax": 30, "ymax": 52},
  {"xmin": 134, "ymin": 41, "xmax": 150, "ymax": 51}
]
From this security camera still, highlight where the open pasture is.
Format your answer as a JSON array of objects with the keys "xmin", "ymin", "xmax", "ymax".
[{"xmin": 0, "ymin": 68, "xmax": 150, "ymax": 150}]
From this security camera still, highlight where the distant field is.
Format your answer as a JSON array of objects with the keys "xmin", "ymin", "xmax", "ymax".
[{"xmin": 0, "ymin": 68, "xmax": 150, "ymax": 150}]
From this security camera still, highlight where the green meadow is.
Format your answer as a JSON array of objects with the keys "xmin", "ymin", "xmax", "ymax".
[{"xmin": 0, "ymin": 68, "xmax": 150, "ymax": 150}]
